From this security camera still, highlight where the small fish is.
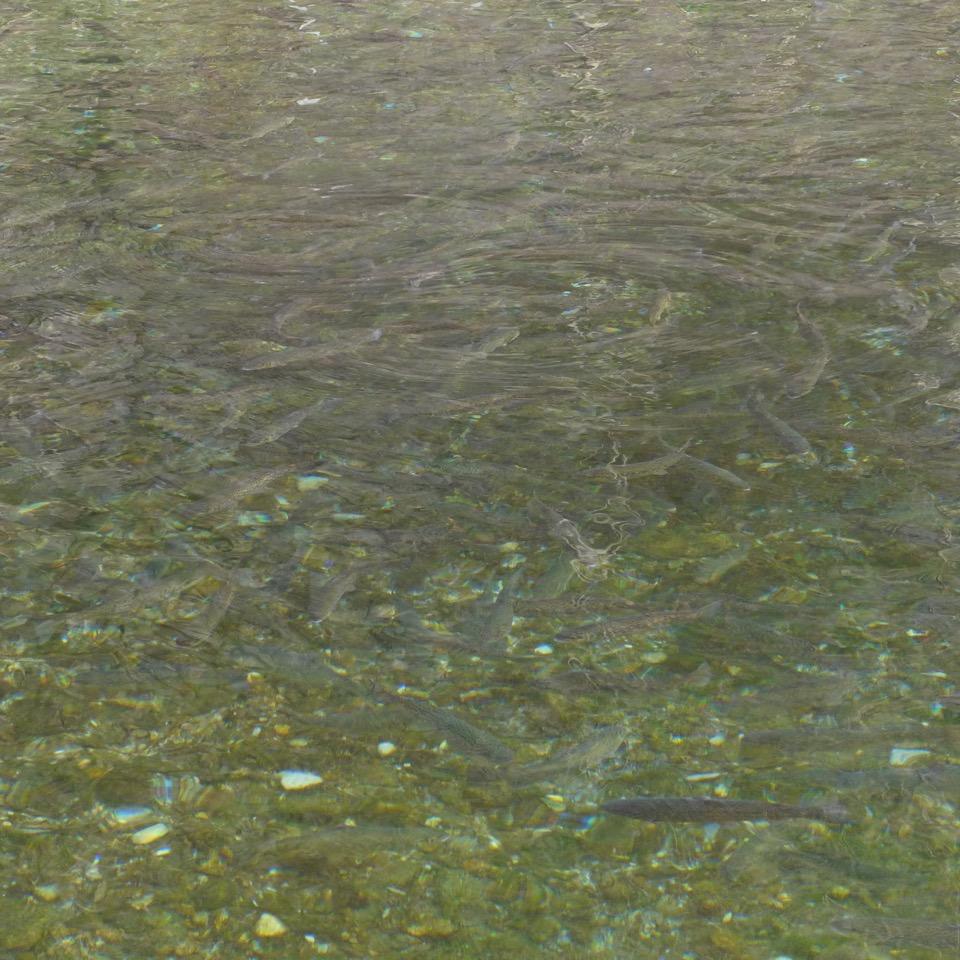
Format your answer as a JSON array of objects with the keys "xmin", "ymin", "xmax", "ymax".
[
  {"xmin": 784, "ymin": 304, "xmax": 830, "ymax": 399},
  {"xmin": 831, "ymin": 915, "xmax": 960, "ymax": 950},
  {"xmin": 174, "ymin": 581, "xmax": 235, "ymax": 643},
  {"xmin": 528, "ymin": 555, "xmax": 575, "ymax": 600},
  {"xmin": 308, "ymin": 568, "xmax": 359, "ymax": 622},
  {"xmin": 889, "ymin": 287, "xmax": 931, "ymax": 334},
  {"xmin": 534, "ymin": 665, "xmax": 648, "ymax": 695},
  {"xmin": 583, "ymin": 290, "xmax": 673, "ymax": 352},
  {"xmin": 383, "ymin": 691, "xmax": 514, "ymax": 766},
  {"xmin": 466, "ymin": 571, "xmax": 519, "ymax": 649},
  {"xmin": 664, "ymin": 444, "xmax": 751, "ymax": 490},
  {"xmin": 694, "ymin": 546, "xmax": 750, "ymax": 585},
  {"xmin": 515, "ymin": 594, "xmax": 638, "ymax": 616},
  {"xmin": 241, "ymin": 342, "xmax": 346, "ymax": 371},
  {"xmin": 746, "ymin": 389, "xmax": 814, "ymax": 457},
  {"xmin": 529, "ymin": 502, "xmax": 612, "ymax": 570},
  {"xmin": 240, "ymin": 115, "xmax": 295, "ymax": 143},
  {"xmin": 242, "ymin": 331, "xmax": 381, "ymax": 371},
  {"xmin": 648, "ymin": 288, "xmax": 673, "ymax": 327},
  {"xmin": 246, "ymin": 398, "xmax": 341, "ymax": 446},
  {"xmin": 248, "ymin": 825, "xmax": 435, "ymax": 868},
  {"xmin": 507, "ymin": 723, "xmax": 627, "ymax": 783},
  {"xmin": 182, "ymin": 468, "xmax": 289, "ymax": 517},
  {"xmin": 602, "ymin": 795, "xmax": 850, "ymax": 824},
  {"xmin": 455, "ymin": 325, "xmax": 520, "ymax": 365},
  {"xmin": 271, "ymin": 297, "xmax": 314, "ymax": 337},
  {"xmin": 231, "ymin": 643, "xmax": 351, "ymax": 688},
  {"xmin": 558, "ymin": 606, "xmax": 709, "ymax": 641},
  {"xmin": 584, "ymin": 444, "xmax": 689, "ymax": 479}
]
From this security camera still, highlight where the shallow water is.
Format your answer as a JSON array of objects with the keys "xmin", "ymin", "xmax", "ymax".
[{"xmin": 1, "ymin": 0, "xmax": 959, "ymax": 956}]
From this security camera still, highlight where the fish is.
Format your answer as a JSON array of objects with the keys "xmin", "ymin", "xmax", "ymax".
[
  {"xmin": 230, "ymin": 643, "xmax": 353, "ymax": 689},
  {"xmin": 515, "ymin": 594, "xmax": 638, "ymax": 616},
  {"xmin": 382, "ymin": 690, "xmax": 515, "ymax": 766},
  {"xmin": 240, "ymin": 341, "xmax": 348, "ymax": 371},
  {"xmin": 784, "ymin": 304, "xmax": 830, "ymax": 399},
  {"xmin": 182, "ymin": 468, "xmax": 289, "ymax": 518},
  {"xmin": 248, "ymin": 825, "xmax": 435, "ymax": 868},
  {"xmin": 584, "ymin": 444, "xmax": 689, "ymax": 479},
  {"xmin": 245, "ymin": 398, "xmax": 342, "ymax": 446},
  {"xmin": 241, "ymin": 330, "xmax": 382, "ymax": 371},
  {"xmin": 831, "ymin": 915, "xmax": 960, "ymax": 950},
  {"xmin": 466, "ymin": 571, "xmax": 519, "ymax": 649},
  {"xmin": 240, "ymin": 115, "xmax": 295, "ymax": 143},
  {"xmin": 454, "ymin": 325, "xmax": 520, "ymax": 365},
  {"xmin": 271, "ymin": 296, "xmax": 314, "ymax": 337},
  {"xmin": 665, "ymin": 444, "xmax": 751, "ymax": 490},
  {"xmin": 694, "ymin": 546, "xmax": 750, "ymax": 585},
  {"xmin": 174, "ymin": 581, "xmax": 235, "ymax": 643},
  {"xmin": 746, "ymin": 389, "xmax": 814, "ymax": 457},
  {"xmin": 507, "ymin": 723, "xmax": 627, "ymax": 783},
  {"xmin": 534, "ymin": 665, "xmax": 648, "ymax": 695},
  {"xmin": 308, "ymin": 568, "xmax": 360, "ymax": 622},
  {"xmin": 528, "ymin": 555, "xmax": 575, "ymax": 600},
  {"xmin": 582, "ymin": 290, "xmax": 673, "ymax": 352},
  {"xmin": 601, "ymin": 795, "xmax": 850, "ymax": 823},
  {"xmin": 557, "ymin": 605, "xmax": 710, "ymax": 641}
]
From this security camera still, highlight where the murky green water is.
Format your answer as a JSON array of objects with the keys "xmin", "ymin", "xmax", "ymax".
[{"xmin": 1, "ymin": 0, "xmax": 959, "ymax": 956}]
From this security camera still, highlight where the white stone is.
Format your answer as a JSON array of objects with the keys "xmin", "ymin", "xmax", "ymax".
[
  {"xmin": 377, "ymin": 741, "xmax": 397, "ymax": 757},
  {"xmin": 131, "ymin": 823, "xmax": 170, "ymax": 845},
  {"xmin": 279, "ymin": 770, "xmax": 323, "ymax": 791},
  {"xmin": 889, "ymin": 747, "xmax": 930, "ymax": 766},
  {"xmin": 255, "ymin": 913, "xmax": 287, "ymax": 937}
]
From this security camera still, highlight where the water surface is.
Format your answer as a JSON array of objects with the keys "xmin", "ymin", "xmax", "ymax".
[{"xmin": 1, "ymin": 0, "xmax": 959, "ymax": 956}]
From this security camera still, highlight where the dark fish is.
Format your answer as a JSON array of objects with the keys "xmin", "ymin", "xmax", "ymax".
[
  {"xmin": 383, "ymin": 691, "xmax": 514, "ymax": 766},
  {"xmin": 831, "ymin": 915, "xmax": 960, "ymax": 950},
  {"xmin": 601, "ymin": 795, "xmax": 850, "ymax": 823},
  {"xmin": 746, "ymin": 389, "xmax": 814, "ymax": 457}
]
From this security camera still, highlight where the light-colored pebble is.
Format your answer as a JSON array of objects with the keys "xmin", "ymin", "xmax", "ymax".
[
  {"xmin": 377, "ymin": 741, "xmax": 397, "ymax": 757},
  {"xmin": 255, "ymin": 913, "xmax": 287, "ymax": 937},
  {"xmin": 889, "ymin": 747, "xmax": 930, "ymax": 766},
  {"xmin": 131, "ymin": 823, "xmax": 170, "ymax": 845},
  {"xmin": 279, "ymin": 770, "xmax": 324, "ymax": 791}
]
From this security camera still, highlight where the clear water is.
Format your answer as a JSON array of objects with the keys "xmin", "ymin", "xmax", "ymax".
[{"xmin": 1, "ymin": 0, "xmax": 958, "ymax": 956}]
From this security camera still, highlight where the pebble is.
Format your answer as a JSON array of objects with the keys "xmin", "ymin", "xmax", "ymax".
[
  {"xmin": 889, "ymin": 747, "xmax": 930, "ymax": 766},
  {"xmin": 131, "ymin": 823, "xmax": 170, "ymax": 845},
  {"xmin": 279, "ymin": 770, "xmax": 324, "ymax": 791},
  {"xmin": 255, "ymin": 913, "xmax": 287, "ymax": 937},
  {"xmin": 406, "ymin": 918, "xmax": 455, "ymax": 938},
  {"xmin": 377, "ymin": 741, "xmax": 397, "ymax": 757}
]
